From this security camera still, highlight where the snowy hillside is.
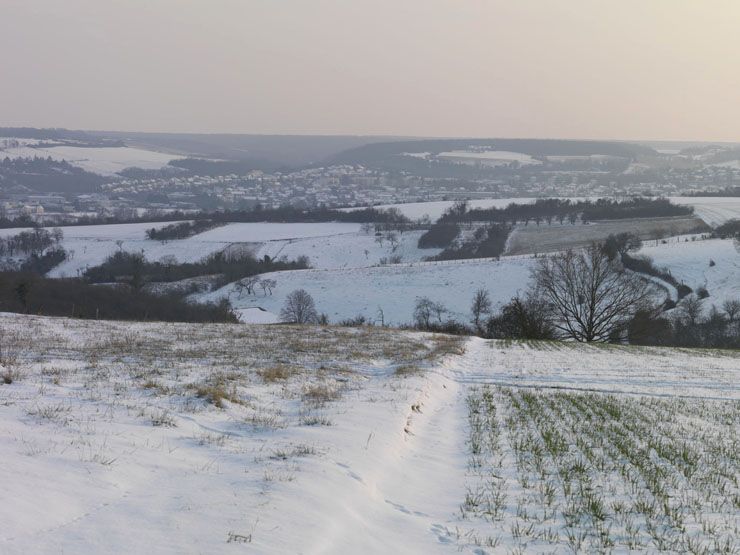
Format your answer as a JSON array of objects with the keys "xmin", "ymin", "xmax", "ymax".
[
  {"xmin": 198, "ymin": 256, "xmax": 536, "ymax": 325},
  {"xmin": 0, "ymin": 142, "xmax": 183, "ymax": 176},
  {"xmin": 1, "ymin": 314, "xmax": 737, "ymax": 554},
  {"xmin": 344, "ymin": 197, "xmax": 740, "ymax": 225},
  {"xmin": 0, "ymin": 222, "xmax": 372, "ymax": 277},
  {"xmin": 638, "ymin": 237, "xmax": 740, "ymax": 308}
]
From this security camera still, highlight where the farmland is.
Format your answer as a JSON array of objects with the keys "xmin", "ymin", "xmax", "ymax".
[
  {"xmin": 1, "ymin": 315, "xmax": 737, "ymax": 553},
  {"xmin": 505, "ymin": 216, "xmax": 707, "ymax": 255},
  {"xmin": 198, "ymin": 255, "xmax": 536, "ymax": 325}
]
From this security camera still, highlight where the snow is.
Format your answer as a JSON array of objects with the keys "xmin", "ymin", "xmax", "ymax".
[
  {"xmin": 255, "ymin": 229, "xmax": 439, "ymax": 269},
  {"xmin": 235, "ymin": 307, "xmax": 281, "ymax": 324},
  {"xmin": 192, "ymin": 222, "xmax": 362, "ymax": 242},
  {"xmin": 342, "ymin": 198, "xmax": 542, "ymax": 221},
  {"xmin": 1, "ymin": 313, "xmax": 737, "ymax": 553},
  {"xmin": 438, "ymin": 150, "xmax": 541, "ymax": 166},
  {"xmin": 638, "ymin": 237, "xmax": 740, "ymax": 308},
  {"xmin": 344, "ymin": 197, "xmax": 740, "ymax": 226},
  {"xmin": 0, "ymin": 222, "xmax": 368, "ymax": 277},
  {"xmin": 669, "ymin": 196, "xmax": 740, "ymax": 226},
  {"xmin": 198, "ymin": 256, "xmax": 536, "ymax": 325},
  {"xmin": 0, "ymin": 144, "xmax": 183, "ymax": 176}
]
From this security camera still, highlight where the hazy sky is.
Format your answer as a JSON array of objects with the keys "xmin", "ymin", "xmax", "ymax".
[{"xmin": 2, "ymin": 0, "xmax": 740, "ymax": 140}]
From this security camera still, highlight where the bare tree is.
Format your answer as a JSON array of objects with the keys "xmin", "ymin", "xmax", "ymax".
[
  {"xmin": 376, "ymin": 306, "xmax": 385, "ymax": 327},
  {"xmin": 235, "ymin": 275, "xmax": 261, "ymax": 298},
  {"xmin": 722, "ymin": 299, "xmax": 740, "ymax": 323},
  {"xmin": 678, "ymin": 294, "xmax": 704, "ymax": 326},
  {"xmin": 413, "ymin": 297, "xmax": 435, "ymax": 329},
  {"xmin": 385, "ymin": 231, "xmax": 399, "ymax": 252},
  {"xmin": 259, "ymin": 278, "xmax": 277, "ymax": 296},
  {"xmin": 431, "ymin": 300, "xmax": 448, "ymax": 323},
  {"xmin": 280, "ymin": 289, "xmax": 318, "ymax": 324},
  {"xmin": 470, "ymin": 288, "xmax": 491, "ymax": 333},
  {"xmin": 533, "ymin": 244, "xmax": 653, "ymax": 342}
]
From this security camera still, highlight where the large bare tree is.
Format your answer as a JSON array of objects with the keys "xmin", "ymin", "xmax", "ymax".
[
  {"xmin": 280, "ymin": 289, "xmax": 318, "ymax": 324},
  {"xmin": 533, "ymin": 245, "xmax": 653, "ymax": 342}
]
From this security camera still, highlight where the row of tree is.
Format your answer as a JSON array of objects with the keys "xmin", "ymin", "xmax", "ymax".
[{"xmin": 437, "ymin": 197, "xmax": 694, "ymax": 226}]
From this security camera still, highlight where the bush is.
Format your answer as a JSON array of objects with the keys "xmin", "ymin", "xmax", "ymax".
[
  {"xmin": 418, "ymin": 223, "xmax": 460, "ymax": 249},
  {"xmin": 146, "ymin": 220, "xmax": 224, "ymax": 240},
  {"xmin": 485, "ymin": 295, "xmax": 555, "ymax": 340}
]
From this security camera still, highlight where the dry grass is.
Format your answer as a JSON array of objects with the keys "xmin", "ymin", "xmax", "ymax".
[
  {"xmin": 257, "ymin": 364, "xmax": 301, "ymax": 383},
  {"xmin": 302, "ymin": 382, "xmax": 342, "ymax": 406},
  {"xmin": 394, "ymin": 364, "xmax": 422, "ymax": 377}
]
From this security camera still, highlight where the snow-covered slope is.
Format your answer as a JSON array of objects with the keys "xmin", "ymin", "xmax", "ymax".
[
  {"xmin": 0, "ymin": 144, "xmax": 183, "ymax": 176},
  {"xmin": 1, "ymin": 314, "xmax": 737, "ymax": 554},
  {"xmin": 198, "ymin": 256, "xmax": 536, "ymax": 325},
  {"xmin": 0, "ymin": 222, "xmax": 370, "ymax": 277},
  {"xmin": 638, "ymin": 237, "xmax": 739, "ymax": 308}
]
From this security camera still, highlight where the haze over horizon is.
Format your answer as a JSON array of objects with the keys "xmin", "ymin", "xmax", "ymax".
[{"xmin": 2, "ymin": 0, "xmax": 740, "ymax": 142}]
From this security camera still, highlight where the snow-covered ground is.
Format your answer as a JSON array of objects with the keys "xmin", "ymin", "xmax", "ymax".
[
  {"xmin": 1, "ymin": 314, "xmax": 737, "ymax": 554},
  {"xmin": 638, "ymin": 237, "xmax": 740, "ymax": 308},
  {"xmin": 340, "ymin": 198, "xmax": 542, "ymax": 221},
  {"xmin": 0, "ymin": 144, "xmax": 183, "ymax": 176},
  {"xmin": 437, "ymin": 150, "xmax": 541, "ymax": 166},
  {"xmin": 506, "ymin": 216, "xmax": 707, "ymax": 255},
  {"xmin": 255, "ymin": 229, "xmax": 438, "ymax": 269},
  {"xmin": 343, "ymin": 197, "xmax": 740, "ymax": 225},
  {"xmin": 669, "ymin": 196, "xmax": 740, "ymax": 226},
  {"xmin": 198, "ymin": 256, "xmax": 536, "ymax": 325},
  {"xmin": 0, "ymin": 222, "xmax": 369, "ymax": 277}
]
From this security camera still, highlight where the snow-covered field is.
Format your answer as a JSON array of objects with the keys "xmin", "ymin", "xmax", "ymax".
[
  {"xmin": 437, "ymin": 150, "xmax": 541, "ymax": 166},
  {"xmin": 254, "ymin": 228, "xmax": 438, "ymax": 269},
  {"xmin": 0, "ymin": 222, "xmax": 227, "ymax": 278},
  {"xmin": 639, "ymin": 237, "xmax": 740, "ymax": 308},
  {"xmin": 0, "ymin": 143, "xmax": 183, "ymax": 176},
  {"xmin": 0, "ymin": 222, "xmax": 371, "ymax": 277},
  {"xmin": 199, "ymin": 256, "xmax": 536, "ymax": 325},
  {"xmin": 344, "ymin": 197, "xmax": 740, "ymax": 225},
  {"xmin": 505, "ymin": 216, "xmax": 707, "ymax": 256},
  {"xmin": 1, "ymin": 314, "xmax": 737, "ymax": 553},
  {"xmin": 669, "ymin": 196, "xmax": 740, "ymax": 227},
  {"xmin": 341, "ymin": 198, "xmax": 542, "ymax": 221}
]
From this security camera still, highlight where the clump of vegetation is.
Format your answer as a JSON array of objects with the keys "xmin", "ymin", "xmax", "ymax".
[
  {"xmin": 257, "ymin": 364, "xmax": 299, "ymax": 383},
  {"xmin": 191, "ymin": 376, "xmax": 243, "ymax": 408},
  {"xmin": 0, "ymin": 272, "xmax": 237, "ymax": 323},
  {"xmin": 84, "ymin": 250, "xmax": 309, "ymax": 288},
  {"xmin": 418, "ymin": 222, "xmax": 460, "ymax": 248},
  {"xmin": 146, "ymin": 220, "xmax": 225, "ymax": 241},
  {"xmin": 431, "ymin": 223, "xmax": 511, "ymax": 261}
]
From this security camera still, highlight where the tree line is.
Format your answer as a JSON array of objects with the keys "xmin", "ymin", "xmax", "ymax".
[
  {"xmin": 436, "ymin": 197, "xmax": 694, "ymax": 226},
  {"xmin": 83, "ymin": 250, "xmax": 310, "ymax": 290},
  {"xmin": 0, "ymin": 272, "xmax": 236, "ymax": 323}
]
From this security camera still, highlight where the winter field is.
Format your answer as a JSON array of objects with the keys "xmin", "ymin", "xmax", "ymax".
[
  {"xmin": 345, "ymin": 197, "xmax": 740, "ymax": 226},
  {"xmin": 0, "ymin": 143, "xmax": 183, "ymax": 176},
  {"xmin": 1, "ymin": 314, "xmax": 737, "ymax": 554},
  {"xmin": 198, "ymin": 256, "xmax": 537, "ymax": 325},
  {"xmin": 0, "ymin": 222, "xmax": 405, "ymax": 277},
  {"xmin": 505, "ymin": 216, "xmax": 707, "ymax": 256},
  {"xmin": 200, "ymin": 234, "xmax": 737, "ymax": 326},
  {"xmin": 638, "ymin": 237, "xmax": 740, "ymax": 309}
]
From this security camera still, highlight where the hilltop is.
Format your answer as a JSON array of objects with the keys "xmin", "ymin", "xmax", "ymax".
[{"xmin": 1, "ymin": 314, "xmax": 737, "ymax": 553}]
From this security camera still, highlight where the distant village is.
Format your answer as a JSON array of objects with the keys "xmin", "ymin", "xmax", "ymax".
[{"xmin": 3, "ymin": 161, "xmax": 739, "ymax": 225}]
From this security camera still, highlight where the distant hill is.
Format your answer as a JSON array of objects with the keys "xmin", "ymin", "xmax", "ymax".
[
  {"xmin": 85, "ymin": 131, "xmax": 413, "ymax": 168},
  {"xmin": 329, "ymin": 138, "xmax": 655, "ymax": 166}
]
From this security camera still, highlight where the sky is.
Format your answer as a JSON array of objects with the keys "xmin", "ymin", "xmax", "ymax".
[{"xmin": 2, "ymin": 0, "xmax": 740, "ymax": 141}]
